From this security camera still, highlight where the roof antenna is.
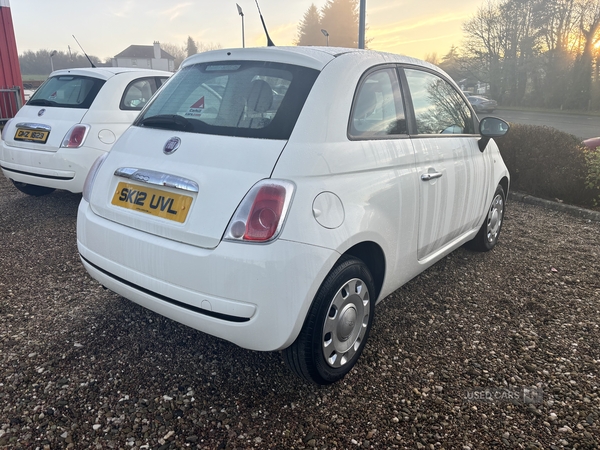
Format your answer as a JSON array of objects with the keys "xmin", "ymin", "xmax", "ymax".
[
  {"xmin": 254, "ymin": 0, "xmax": 275, "ymax": 47},
  {"xmin": 72, "ymin": 35, "xmax": 97, "ymax": 68}
]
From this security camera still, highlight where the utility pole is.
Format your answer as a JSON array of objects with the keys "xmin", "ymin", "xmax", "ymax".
[{"xmin": 358, "ymin": 0, "xmax": 366, "ymax": 49}]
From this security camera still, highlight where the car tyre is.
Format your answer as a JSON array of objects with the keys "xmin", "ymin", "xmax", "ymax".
[
  {"xmin": 283, "ymin": 255, "xmax": 375, "ymax": 385},
  {"xmin": 465, "ymin": 184, "xmax": 505, "ymax": 251},
  {"xmin": 11, "ymin": 180, "xmax": 55, "ymax": 196}
]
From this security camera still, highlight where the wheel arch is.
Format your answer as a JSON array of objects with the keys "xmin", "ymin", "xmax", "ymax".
[
  {"xmin": 341, "ymin": 241, "xmax": 386, "ymax": 301},
  {"xmin": 499, "ymin": 176, "xmax": 509, "ymax": 197}
]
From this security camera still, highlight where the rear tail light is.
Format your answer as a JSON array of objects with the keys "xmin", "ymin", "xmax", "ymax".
[
  {"xmin": 1, "ymin": 119, "xmax": 13, "ymax": 141},
  {"xmin": 61, "ymin": 124, "xmax": 90, "ymax": 148},
  {"xmin": 224, "ymin": 180, "xmax": 295, "ymax": 243}
]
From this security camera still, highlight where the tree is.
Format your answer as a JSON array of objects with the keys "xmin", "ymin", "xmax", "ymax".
[
  {"xmin": 161, "ymin": 43, "xmax": 187, "ymax": 70},
  {"xmin": 460, "ymin": 0, "xmax": 600, "ymax": 110},
  {"xmin": 533, "ymin": 0, "xmax": 578, "ymax": 54},
  {"xmin": 497, "ymin": 0, "xmax": 539, "ymax": 105},
  {"xmin": 196, "ymin": 41, "xmax": 222, "ymax": 53},
  {"xmin": 462, "ymin": 1, "xmax": 506, "ymax": 101},
  {"xmin": 462, "ymin": 0, "xmax": 543, "ymax": 105},
  {"xmin": 163, "ymin": 40, "xmax": 222, "ymax": 70},
  {"xmin": 424, "ymin": 52, "xmax": 439, "ymax": 65},
  {"xmin": 186, "ymin": 36, "xmax": 198, "ymax": 57},
  {"xmin": 295, "ymin": 4, "xmax": 323, "ymax": 46},
  {"xmin": 533, "ymin": 0, "xmax": 578, "ymax": 107},
  {"xmin": 439, "ymin": 46, "xmax": 461, "ymax": 79},
  {"xmin": 568, "ymin": 0, "xmax": 600, "ymax": 108},
  {"xmin": 320, "ymin": 0, "xmax": 360, "ymax": 48},
  {"xmin": 19, "ymin": 49, "xmax": 101, "ymax": 75}
]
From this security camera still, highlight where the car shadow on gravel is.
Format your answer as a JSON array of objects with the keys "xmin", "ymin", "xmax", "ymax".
[
  {"xmin": 49, "ymin": 284, "xmax": 319, "ymax": 396},
  {"xmin": 0, "ymin": 190, "xmax": 81, "ymax": 233}
]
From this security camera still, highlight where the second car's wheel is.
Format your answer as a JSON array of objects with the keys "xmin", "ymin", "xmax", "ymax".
[
  {"xmin": 11, "ymin": 180, "xmax": 55, "ymax": 197},
  {"xmin": 465, "ymin": 184, "xmax": 505, "ymax": 252},
  {"xmin": 283, "ymin": 256, "xmax": 376, "ymax": 385}
]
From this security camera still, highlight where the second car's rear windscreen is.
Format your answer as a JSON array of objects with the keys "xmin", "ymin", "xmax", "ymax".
[{"xmin": 27, "ymin": 75, "xmax": 106, "ymax": 109}]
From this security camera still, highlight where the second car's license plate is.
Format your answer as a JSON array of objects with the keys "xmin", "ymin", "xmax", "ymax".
[
  {"xmin": 111, "ymin": 182, "xmax": 193, "ymax": 223},
  {"xmin": 14, "ymin": 128, "xmax": 50, "ymax": 143}
]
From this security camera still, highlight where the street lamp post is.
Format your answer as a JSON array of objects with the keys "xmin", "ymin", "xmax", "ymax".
[
  {"xmin": 236, "ymin": 4, "xmax": 245, "ymax": 48},
  {"xmin": 321, "ymin": 29, "xmax": 329, "ymax": 46},
  {"xmin": 49, "ymin": 50, "xmax": 57, "ymax": 72},
  {"xmin": 358, "ymin": 0, "xmax": 366, "ymax": 49}
]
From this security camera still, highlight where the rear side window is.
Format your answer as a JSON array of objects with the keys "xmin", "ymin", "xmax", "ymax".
[
  {"xmin": 349, "ymin": 68, "xmax": 407, "ymax": 138},
  {"xmin": 120, "ymin": 77, "xmax": 169, "ymax": 110},
  {"xmin": 404, "ymin": 69, "xmax": 474, "ymax": 135},
  {"xmin": 27, "ymin": 75, "xmax": 105, "ymax": 109},
  {"xmin": 135, "ymin": 61, "xmax": 319, "ymax": 140}
]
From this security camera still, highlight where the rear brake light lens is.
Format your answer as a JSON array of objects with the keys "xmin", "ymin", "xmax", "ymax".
[
  {"xmin": 61, "ymin": 124, "xmax": 90, "ymax": 148},
  {"xmin": 1, "ymin": 119, "xmax": 13, "ymax": 141},
  {"xmin": 224, "ymin": 180, "xmax": 295, "ymax": 243},
  {"xmin": 245, "ymin": 185, "xmax": 286, "ymax": 241}
]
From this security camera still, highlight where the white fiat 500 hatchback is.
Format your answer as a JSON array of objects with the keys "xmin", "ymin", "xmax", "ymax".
[
  {"xmin": 77, "ymin": 47, "xmax": 509, "ymax": 384},
  {"xmin": 1, "ymin": 67, "xmax": 171, "ymax": 195}
]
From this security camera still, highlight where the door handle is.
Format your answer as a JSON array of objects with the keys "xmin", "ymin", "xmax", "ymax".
[{"xmin": 421, "ymin": 172, "xmax": 443, "ymax": 181}]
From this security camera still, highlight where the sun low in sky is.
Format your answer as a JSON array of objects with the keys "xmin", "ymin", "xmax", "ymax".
[{"xmin": 9, "ymin": 0, "xmax": 483, "ymax": 61}]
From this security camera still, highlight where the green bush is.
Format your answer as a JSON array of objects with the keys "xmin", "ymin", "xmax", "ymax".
[{"xmin": 495, "ymin": 124, "xmax": 600, "ymax": 207}]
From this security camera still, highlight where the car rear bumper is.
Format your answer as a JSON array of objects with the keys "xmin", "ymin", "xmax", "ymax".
[
  {"xmin": 77, "ymin": 199, "xmax": 339, "ymax": 351},
  {"xmin": 0, "ymin": 142, "xmax": 105, "ymax": 193}
]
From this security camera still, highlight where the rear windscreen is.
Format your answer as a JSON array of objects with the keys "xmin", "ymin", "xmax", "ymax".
[
  {"xmin": 27, "ymin": 75, "xmax": 105, "ymax": 109},
  {"xmin": 134, "ymin": 61, "xmax": 320, "ymax": 140}
]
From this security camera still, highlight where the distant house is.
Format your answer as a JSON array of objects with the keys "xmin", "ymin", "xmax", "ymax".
[
  {"xmin": 112, "ymin": 41, "xmax": 175, "ymax": 72},
  {"xmin": 457, "ymin": 78, "xmax": 491, "ymax": 96}
]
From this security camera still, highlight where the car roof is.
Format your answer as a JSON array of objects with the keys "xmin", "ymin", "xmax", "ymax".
[
  {"xmin": 180, "ymin": 46, "xmax": 441, "ymax": 74},
  {"xmin": 48, "ymin": 67, "xmax": 172, "ymax": 81}
]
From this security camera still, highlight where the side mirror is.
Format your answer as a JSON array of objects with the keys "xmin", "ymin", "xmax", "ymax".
[{"xmin": 478, "ymin": 117, "xmax": 509, "ymax": 151}]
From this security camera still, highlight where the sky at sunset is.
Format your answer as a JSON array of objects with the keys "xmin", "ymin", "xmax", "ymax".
[{"xmin": 7, "ymin": 0, "xmax": 483, "ymax": 61}]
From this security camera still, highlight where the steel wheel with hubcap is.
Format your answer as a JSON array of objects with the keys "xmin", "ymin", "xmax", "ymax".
[
  {"xmin": 283, "ymin": 256, "xmax": 375, "ymax": 385},
  {"xmin": 466, "ymin": 184, "xmax": 505, "ymax": 251}
]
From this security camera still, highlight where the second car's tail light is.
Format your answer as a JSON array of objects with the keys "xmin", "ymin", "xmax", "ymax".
[
  {"xmin": 61, "ymin": 124, "xmax": 90, "ymax": 148},
  {"xmin": 1, "ymin": 119, "xmax": 13, "ymax": 141},
  {"xmin": 224, "ymin": 179, "xmax": 295, "ymax": 243}
]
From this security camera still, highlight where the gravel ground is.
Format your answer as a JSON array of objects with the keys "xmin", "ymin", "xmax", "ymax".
[{"xmin": 1, "ymin": 174, "xmax": 599, "ymax": 450}]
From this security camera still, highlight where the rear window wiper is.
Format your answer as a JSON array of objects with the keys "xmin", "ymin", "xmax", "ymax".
[
  {"xmin": 138, "ymin": 114, "xmax": 195, "ymax": 132},
  {"xmin": 28, "ymin": 99, "xmax": 57, "ymax": 106}
]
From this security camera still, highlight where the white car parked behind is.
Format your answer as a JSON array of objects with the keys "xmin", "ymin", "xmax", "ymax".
[
  {"xmin": 1, "ymin": 67, "xmax": 171, "ymax": 195},
  {"xmin": 77, "ymin": 47, "xmax": 510, "ymax": 384}
]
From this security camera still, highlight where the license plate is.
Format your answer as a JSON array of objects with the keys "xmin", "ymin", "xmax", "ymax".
[
  {"xmin": 111, "ymin": 182, "xmax": 193, "ymax": 223},
  {"xmin": 14, "ymin": 128, "xmax": 50, "ymax": 143}
]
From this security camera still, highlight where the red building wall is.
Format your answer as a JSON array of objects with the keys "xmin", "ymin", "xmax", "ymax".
[{"xmin": 0, "ymin": 0, "xmax": 24, "ymax": 120}]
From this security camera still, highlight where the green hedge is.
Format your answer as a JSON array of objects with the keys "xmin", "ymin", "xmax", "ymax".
[{"xmin": 495, "ymin": 124, "xmax": 600, "ymax": 207}]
